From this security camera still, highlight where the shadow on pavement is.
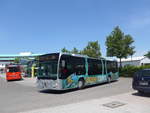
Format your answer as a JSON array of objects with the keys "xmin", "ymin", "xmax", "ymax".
[
  {"xmin": 132, "ymin": 92, "xmax": 150, "ymax": 98},
  {"xmin": 39, "ymin": 88, "xmax": 78, "ymax": 94},
  {"xmin": 7, "ymin": 78, "xmax": 24, "ymax": 82}
]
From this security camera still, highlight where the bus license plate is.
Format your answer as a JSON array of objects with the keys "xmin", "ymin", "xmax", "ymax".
[{"xmin": 139, "ymin": 81, "xmax": 148, "ymax": 86}]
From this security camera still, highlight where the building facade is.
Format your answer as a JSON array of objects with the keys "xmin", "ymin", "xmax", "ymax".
[
  {"xmin": 119, "ymin": 56, "xmax": 150, "ymax": 67},
  {"xmin": 0, "ymin": 52, "xmax": 42, "ymax": 73}
]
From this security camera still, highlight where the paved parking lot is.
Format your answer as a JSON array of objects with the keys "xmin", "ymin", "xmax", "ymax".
[
  {"xmin": 0, "ymin": 73, "xmax": 36, "ymax": 87},
  {"xmin": 1, "ymin": 74, "xmax": 149, "ymax": 113},
  {"xmin": 21, "ymin": 92, "xmax": 150, "ymax": 113}
]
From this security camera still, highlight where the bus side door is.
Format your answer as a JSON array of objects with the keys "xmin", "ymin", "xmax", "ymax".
[
  {"xmin": 86, "ymin": 59, "xmax": 103, "ymax": 84},
  {"xmin": 102, "ymin": 60, "xmax": 108, "ymax": 82}
]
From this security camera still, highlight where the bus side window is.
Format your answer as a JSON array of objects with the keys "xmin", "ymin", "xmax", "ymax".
[
  {"xmin": 60, "ymin": 55, "xmax": 86, "ymax": 79},
  {"xmin": 113, "ymin": 61, "xmax": 118, "ymax": 73},
  {"xmin": 97, "ymin": 60, "xmax": 103, "ymax": 75},
  {"xmin": 60, "ymin": 55, "xmax": 74, "ymax": 79},
  {"xmin": 88, "ymin": 59, "xmax": 94, "ymax": 75},
  {"xmin": 74, "ymin": 58, "xmax": 86, "ymax": 75},
  {"xmin": 107, "ymin": 61, "xmax": 111, "ymax": 73},
  {"xmin": 107, "ymin": 61, "xmax": 118, "ymax": 73},
  {"xmin": 88, "ymin": 59, "xmax": 102, "ymax": 75}
]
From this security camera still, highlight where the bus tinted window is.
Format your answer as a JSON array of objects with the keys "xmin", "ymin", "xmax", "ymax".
[
  {"xmin": 59, "ymin": 55, "xmax": 86, "ymax": 79},
  {"xmin": 107, "ymin": 61, "xmax": 118, "ymax": 73},
  {"xmin": 102, "ymin": 60, "xmax": 106, "ymax": 74},
  {"xmin": 8, "ymin": 67, "xmax": 20, "ymax": 72},
  {"xmin": 39, "ymin": 53, "xmax": 59, "ymax": 62},
  {"xmin": 75, "ymin": 58, "xmax": 86, "ymax": 75},
  {"xmin": 38, "ymin": 54, "xmax": 59, "ymax": 80},
  {"xmin": 88, "ymin": 59, "xmax": 102, "ymax": 75}
]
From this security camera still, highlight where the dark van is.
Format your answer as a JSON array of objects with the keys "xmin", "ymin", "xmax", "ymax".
[{"xmin": 132, "ymin": 69, "xmax": 150, "ymax": 94}]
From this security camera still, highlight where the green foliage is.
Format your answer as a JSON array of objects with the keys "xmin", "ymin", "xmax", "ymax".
[
  {"xmin": 144, "ymin": 51, "xmax": 150, "ymax": 59},
  {"xmin": 106, "ymin": 26, "xmax": 135, "ymax": 67},
  {"xmin": 71, "ymin": 47, "xmax": 79, "ymax": 54},
  {"xmin": 120, "ymin": 65, "xmax": 150, "ymax": 77},
  {"xmin": 61, "ymin": 47, "xmax": 79, "ymax": 54},
  {"xmin": 120, "ymin": 65, "xmax": 139, "ymax": 77},
  {"xmin": 61, "ymin": 41, "xmax": 101, "ymax": 58},
  {"xmin": 14, "ymin": 57, "xmax": 21, "ymax": 64},
  {"xmin": 81, "ymin": 41, "xmax": 101, "ymax": 58},
  {"xmin": 61, "ymin": 47, "xmax": 70, "ymax": 53},
  {"xmin": 106, "ymin": 26, "xmax": 124, "ymax": 58}
]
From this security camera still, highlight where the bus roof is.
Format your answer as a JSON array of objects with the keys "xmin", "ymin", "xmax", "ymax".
[{"xmin": 39, "ymin": 52, "xmax": 106, "ymax": 60}]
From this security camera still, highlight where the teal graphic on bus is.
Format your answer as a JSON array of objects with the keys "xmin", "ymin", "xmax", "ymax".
[{"xmin": 36, "ymin": 53, "xmax": 119, "ymax": 90}]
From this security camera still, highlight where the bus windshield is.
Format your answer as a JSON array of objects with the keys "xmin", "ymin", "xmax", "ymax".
[
  {"xmin": 8, "ymin": 67, "xmax": 20, "ymax": 72},
  {"xmin": 37, "ymin": 54, "xmax": 59, "ymax": 80}
]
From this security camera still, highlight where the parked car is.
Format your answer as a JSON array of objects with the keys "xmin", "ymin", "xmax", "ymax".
[{"xmin": 132, "ymin": 69, "xmax": 150, "ymax": 94}]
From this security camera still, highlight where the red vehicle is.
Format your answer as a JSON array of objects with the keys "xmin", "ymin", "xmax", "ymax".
[{"xmin": 6, "ymin": 64, "xmax": 22, "ymax": 81}]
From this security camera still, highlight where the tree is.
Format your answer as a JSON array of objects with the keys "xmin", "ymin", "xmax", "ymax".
[
  {"xmin": 61, "ymin": 47, "xmax": 79, "ymax": 54},
  {"xmin": 81, "ymin": 41, "xmax": 101, "ymax": 58},
  {"xmin": 124, "ymin": 35, "xmax": 136, "ymax": 61},
  {"xmin": 128, "ymin": 47, "xmax": 136, "ymax": 61},
  {"xmin": 145, "ymin": 51, "xmax": 150, "ymax": 59},
  {"xmin": 106, "ymin": 26, "xmax": 135, "ymax": 68},
  {"xmin": 61, "ymin": 47, "xmax": 70, "ymax": 53},
  {"xmin": 14, "ymin": 57, "xmax": 21, "ymax": 64},
  {"xmin": 71, "ymin": 47, "xmax": 79, "ymax": 54},
  {"xmin": 61, "ymin": 41, "xmax": 101, "ymax": 58}
]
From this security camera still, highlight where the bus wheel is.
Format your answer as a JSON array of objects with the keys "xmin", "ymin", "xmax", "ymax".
[
  {"xmin": 138, "ymin": 90, "xmax": 145, "ymax": 95},
  {"xmin": 78, "ymin": 79, "xmax": 85, "ymax": 89},
  {"xmin": 107, "ymin": 76, "xmax": 111, "ymax": 83}
]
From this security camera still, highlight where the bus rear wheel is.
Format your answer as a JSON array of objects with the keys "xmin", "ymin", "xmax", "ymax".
[{"xmin": 78, "ymin": 79, "xmax": 85, "ymax": 89}]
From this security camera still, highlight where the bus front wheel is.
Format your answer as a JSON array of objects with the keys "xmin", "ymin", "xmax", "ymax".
[{"xmin": 78, "ymin": 79, "xmax": 85, "ymax": 89}]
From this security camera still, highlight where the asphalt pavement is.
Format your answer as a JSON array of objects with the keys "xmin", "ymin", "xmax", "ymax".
[
  {"xmin": 21, "ymin": 92, "xmax": 150, "ymax": 113},
  {"xmin": 0, "ymin": 75, "xmax": 133, "ymax": 113}
]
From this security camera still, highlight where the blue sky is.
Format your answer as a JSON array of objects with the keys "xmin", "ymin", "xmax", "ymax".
[{"xmin": 0, "ymin": 0, "xmax": 150, "ymax": 57}]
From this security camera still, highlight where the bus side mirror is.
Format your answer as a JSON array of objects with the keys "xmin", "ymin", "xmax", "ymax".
[
  {"xmin": 6, "ymin": 69, "xmax": 9, "ymax": 72},
  {"xmin": 61, "ymin": 60, "xmax": 65, "ymax": 68}
]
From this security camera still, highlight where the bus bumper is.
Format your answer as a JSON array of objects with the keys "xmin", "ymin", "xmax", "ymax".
[
  {"xmin": 6, "ymin": 75, "xmax": 22, "ymax": 81},
  {"xmin": 37, "ymin": 79, "xmax": 62, "ymax": 90}
]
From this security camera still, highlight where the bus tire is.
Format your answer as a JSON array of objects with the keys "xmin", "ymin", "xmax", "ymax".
[
  {"xmin": 138, "ymin": 90, "xmax": 144, "ymax": 94},
  {"xmin": 107, "ymin": 76, "xmax": 111, "ymax": 83},
  {"xmin": 78, "ymin": 79, "xmax": 85, "ymax": 89}
]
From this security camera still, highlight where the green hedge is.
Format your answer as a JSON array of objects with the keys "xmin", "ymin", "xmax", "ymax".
[{"xmin": 120, "ymin": 65, "xmax": 150, "ymax": 77}]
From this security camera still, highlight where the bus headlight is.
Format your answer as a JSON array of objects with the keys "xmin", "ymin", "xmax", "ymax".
[{"xmin": 52, "ymin": 82, "xmax": 58, "ymax": 88}]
